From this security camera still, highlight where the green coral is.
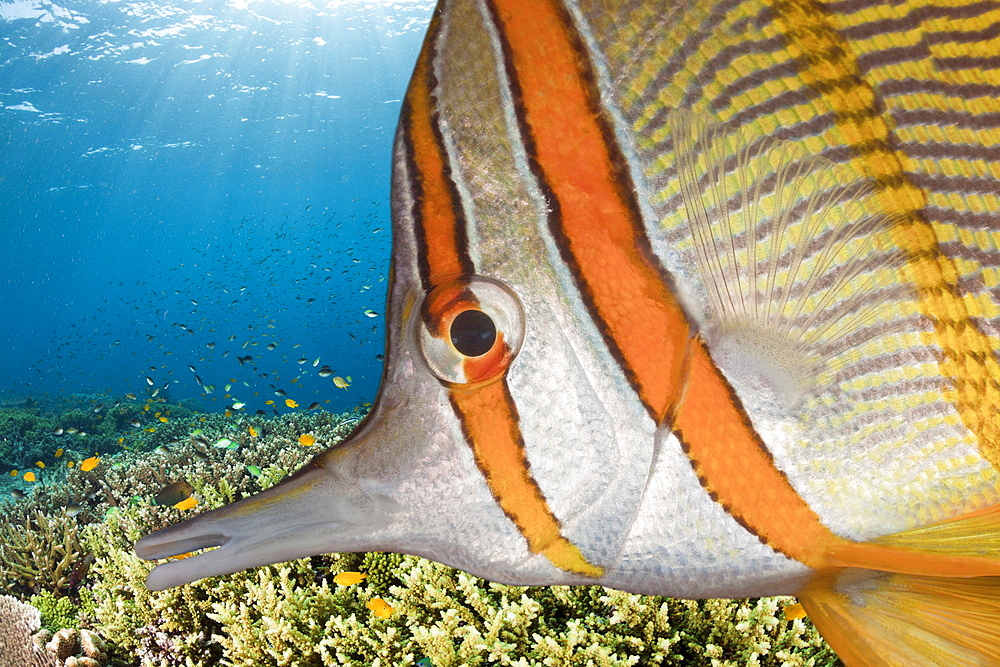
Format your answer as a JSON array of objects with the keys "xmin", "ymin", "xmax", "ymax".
[
  {"xmin": 83, "ymin": 501, "xmax": 837, "ymax": 667},
  {"xmin": 29, "ymin": 590, "xmax": 80, "ymax": 632},
  {"xmin": 5, "ymin": 407, "xmax": 837, "ymax": 667},
  {"xmin": 0, "ymin": 510, "xmax": 85, "ymax": 596},
  {"xmin": 360, "ymin": 552, "xmax": 406, "ymax": 593}
]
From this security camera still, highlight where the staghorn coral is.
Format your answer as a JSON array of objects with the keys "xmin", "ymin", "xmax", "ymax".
[
  {"xmin": 0, "ymin": 510, "xmax": 85, "ymax": 596},
  {"xmin": 312, "ymin": 555, "xmax": 840, "ymax": 667},
  {"xmin": 360, "ymin": 551, "xmax": 406, "ymax": 594},
  {"xmin": 206, "ymin": 563, "xmax": 368, "ymax": 666}
]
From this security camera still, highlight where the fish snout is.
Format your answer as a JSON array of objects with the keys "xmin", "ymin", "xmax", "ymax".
[{"xmin": 135, "ymin": 455, "xmax": 403, "ymax": 590}]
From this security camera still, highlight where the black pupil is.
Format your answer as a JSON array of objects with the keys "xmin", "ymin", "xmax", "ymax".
[{"xmin": 450, "ymin": 310, "xmax": 497, "ymax": 357}]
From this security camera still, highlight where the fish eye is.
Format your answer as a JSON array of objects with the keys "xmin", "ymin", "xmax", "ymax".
[
  {"xmin": 415, "ymin": 275, "xmax": 524, "ymax": 386},
  {"xmin": 450, "ymin": 309, "xmax": 496, "ymax": 357}
]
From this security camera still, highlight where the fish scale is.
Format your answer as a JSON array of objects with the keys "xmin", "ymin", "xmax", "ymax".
[{"xmin": 137, "ymin": 1, "xmax": 1000, "ymax": 663}]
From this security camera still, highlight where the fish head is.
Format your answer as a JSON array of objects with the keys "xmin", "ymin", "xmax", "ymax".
[
  {"xmin": 135, "ymin": 240, "xmax": 659, "ymax": 590},
  {"xmin": 135, "ymin": 126, "xmax": 670, "ymax": 593},
  {"xmin": 135, "ymin": 3, "xmax": 682, "ymax": 593}
]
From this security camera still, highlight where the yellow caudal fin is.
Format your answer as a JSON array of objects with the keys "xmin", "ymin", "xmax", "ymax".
[
  {"xmin": 799, "ymin": 570, "xmax": 1000, "ymax": 667},
  {"xmin": 798, "ymin": 504, "xmax": 1000, "ymax": 666}
]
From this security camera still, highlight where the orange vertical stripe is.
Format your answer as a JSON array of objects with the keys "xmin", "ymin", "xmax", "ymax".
[
  {"xmin": 487, "ymin": 0, "xmax": 691, "ymax": 424},
  {"xmin": 489, "ymin": 0, "xmax": 851, "ymax": 567},
  {"xmin": 674, "ymin": 341, "xmax": 850, "ymax": 567},
  {"xmin": 403, "ymin": 34, "xmax": 472, "ymax": 287},
  {"xmin": 402, "ymin": 12, "xmax": 599, "ymax": 576},
  {"xmin": 450, "ymin": 381, "xmax": 603, "ymax": 577}
]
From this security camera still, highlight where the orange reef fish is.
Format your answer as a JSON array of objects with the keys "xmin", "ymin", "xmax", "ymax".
[
  {"xmin": 173, "ymin": 497, "xmax": 198, "ymax": 511},
  {"xmin": 366, "ymin": 597, "xmax": 393, "ymax": 619},
  {"xmin": 137, "ymin": 0, "xmax": 1000, "ymax": 663},
  {"xmin": 80, "ymin": 456, "xmax": 100, "ymax": 472},
  {"xmin": 332, "ymin": 571, "xmax": 367, "ymax": 587},
  {"xmin": 298, "ymin": 433, "xmax": 316, "ymax": 447}
]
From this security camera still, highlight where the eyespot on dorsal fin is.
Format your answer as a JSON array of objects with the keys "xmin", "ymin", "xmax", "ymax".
[{"xmin": 669, "ymin": 110, "xmax": 912, "ymax": 413}]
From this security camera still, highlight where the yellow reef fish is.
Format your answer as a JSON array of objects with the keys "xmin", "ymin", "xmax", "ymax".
[
  {"xmin": 332, "ymin": 376, "xmax": 351, "ymax": 390},
  {"xmin": 23, "ymin": 471, "xmax": 35, "ymax": 482},
  {"xmin": 333, "ymin": 571, "xmax": 367, "ymax": 587},
  {"xmin": 173, "ymin": 497, "xmax": 198, "ymax": 511},
  {"xmin": 80, "ymin": 456, "xmax": 99, "ymax": 472},
  {"xmin": 137, "ymin": 0, "xmax": 1000, "ymax": 663},
  {"xmin": 284, "ymin": 399, "xmax": 298, "ymax": 409},
  {"xmin": 366, "ymin": 597, "xmax": 393, "ymax": 619},
  {"xmin": 298, "ymin": 433, "xmax": 316, "ymax": 447}
]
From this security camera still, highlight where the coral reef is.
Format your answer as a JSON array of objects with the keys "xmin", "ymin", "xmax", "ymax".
[
  {"xmin": 0, "ymin": 510, "xmax": 85, "ymax": 596},
  {"xmin": 80, "ymin": 495, "xmax": 836, "ymax": 667},
  {"xmin": 30, "ymin": 590, "xmax": 81, "ymax": 632},
  {"xmin": 1, "ymin": 405, "xmax": 839, "ymax": 666},
  {"xmin": 33, "ymin": 628, "xmax": 108, "ymax": 667},
  {"xmin": 0, "ymin": 594, "xmax": 59, "ymax": 667}
]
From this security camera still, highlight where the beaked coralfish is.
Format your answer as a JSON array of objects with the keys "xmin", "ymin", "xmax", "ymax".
[{"xmin": 137, "ymin": 0, "xmax": 1000, "ymax": 663}]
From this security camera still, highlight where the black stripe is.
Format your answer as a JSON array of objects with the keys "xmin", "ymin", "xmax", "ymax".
[
  {"xmin": 856, "ymin": 44, "xmax": 929, "ymax": 75},
  {"xmin": 832, "ymin": 0, "xmax": 998, "ymax": 41},
  {"xmin": 935, "ymin": 54, "xmax": 1000, "ymax": 71},
  {"xmin": 926, "ymin": 206, "xmax": 1000, "ymax": 228},
  {"xmin": 900, "ymin": 139, "xmax": 1000, "ymax": 163},
  {"xmin": 399, "ymin": 104, "xmax": 434, "ymax": 293},
  {"xmin": 879, "ymin": 77, "xmax": 1000, "ymax": 99},
  {"xmin": 892, "ymin": 107, "xmax": 1000, "ymax": 131},
  {"xmin": 911, "ymin": 172, "xmax": 1000, "ymax": 196}
]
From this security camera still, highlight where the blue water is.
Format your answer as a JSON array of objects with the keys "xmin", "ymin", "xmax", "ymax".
[{"xmin": 1, "ymin": 0, "xmax": 434, "ymax": 413}]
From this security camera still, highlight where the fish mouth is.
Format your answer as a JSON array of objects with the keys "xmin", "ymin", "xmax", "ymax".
[{"xmin": 135, "ymin": 458, "xmax": 401, "ymax": 590}]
